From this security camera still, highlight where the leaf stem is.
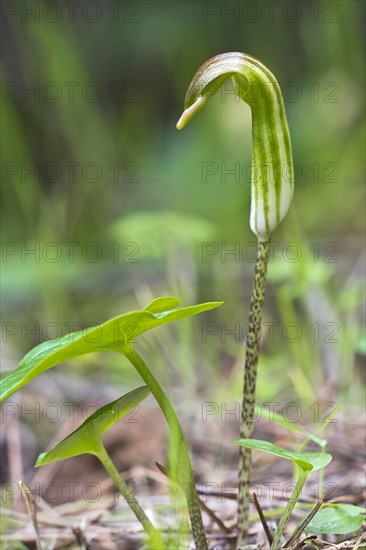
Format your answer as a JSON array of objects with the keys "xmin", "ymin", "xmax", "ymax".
[
  {"xmin": 237, "ymin": 239, "xmax": 271, "ymax": 547},
  {"xmin": 271, "ymin": 467, "xmax": 309, "ymax": 549},
  {"xmin": 95, "ymin": 443, "xmax": 162, "ymax": 546},
  {"xmin": 124, "ymin": 347, "xmax": 208, "ymax": 550}
]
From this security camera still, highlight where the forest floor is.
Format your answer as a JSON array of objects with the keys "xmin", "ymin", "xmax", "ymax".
[{"xmin": 1, "ymin": 394, "xmax": 365, "ymax": 550}]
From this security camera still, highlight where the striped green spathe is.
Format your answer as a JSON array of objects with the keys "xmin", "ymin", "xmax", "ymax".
[{"xmin": 177, "ymin": 52, "xmax": 294, "ymax": 241}]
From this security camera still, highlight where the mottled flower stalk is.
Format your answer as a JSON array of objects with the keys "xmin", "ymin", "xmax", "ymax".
[
  {"xmin": 177, "ymin": 53, "xmax": 294, "ymax": 548},
  {"xmin": 238, "ymin": 239, "xmax": 271, "ymax": 547}
]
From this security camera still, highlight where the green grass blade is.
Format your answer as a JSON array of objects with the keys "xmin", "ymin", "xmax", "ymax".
[
  {"xmin": 297, "ymin": 404, "xmax": 340, "ymax": 452},
  {"xmin": 257, "ymin": 406, "xmax": 327, "ymax": 448}
]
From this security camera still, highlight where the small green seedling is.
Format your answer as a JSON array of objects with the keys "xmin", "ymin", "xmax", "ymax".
[
  {"xmin": 177, "ymin": 52, "xmax": 294, "ymax": 545},
  {"xmin": 1, "ymin": 296, "xmax": 223, "ymax": 550},
  {"xmin": 258, "ymin": 403, "xmax": 340, "ymax": 509},
  {"xmin": 233, "ymin": 438, "xmax": 332, "ymax": 548},
  {"xmin": 253, "ymin": 406, "xmax": 365, "ymax": 541},
  {"xmin": 36, "ymin": 385, "xmax": 162, "ymax": 546}
]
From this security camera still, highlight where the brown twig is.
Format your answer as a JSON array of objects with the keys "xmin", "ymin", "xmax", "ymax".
[
  {"xmin": 19, "ymin": 480, "xmax": 42, "ymax": 550},
  {"xmin": 197, "ymin": 488, "xmax": 237, "ymax": 500},
  {"xmin": 252, "ymin": 491, "xmax": 273, "ymax": 546},
  {"xmin": 353, "ymin": 531, "xmax": 366, "ymax": 550},
  {"xmin": 283, "ymin": 498, "xmax": 325, "ymax": 549}
]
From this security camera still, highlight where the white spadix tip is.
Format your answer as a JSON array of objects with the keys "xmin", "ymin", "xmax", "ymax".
[{"xmin": 176, "ymin": 97, "xmax": 204, "ymax": 130}]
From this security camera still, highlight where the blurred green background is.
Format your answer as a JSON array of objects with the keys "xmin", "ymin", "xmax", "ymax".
[{"xmin": 1, "ymin": 0, "xmax": 365, "ymax": 432}]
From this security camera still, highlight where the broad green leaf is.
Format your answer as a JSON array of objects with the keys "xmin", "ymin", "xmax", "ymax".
[
  {"xmin": 232, "ymin": 439, "xmax": 332, "ymax": 472},
  {"xmin": 303, "ymin": 504, "xmax": 365, "ymax": 535},
  {"xmin": 0, "ymin": 296, "xmax": 222, "ymax": 401},
  {"xmin": 36, "ymin": 385, "xmax": 150, "ymax": 465}
]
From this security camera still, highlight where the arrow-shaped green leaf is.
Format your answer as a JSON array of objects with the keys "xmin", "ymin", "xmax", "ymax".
[
  {"xmin": 0, "ymin": 296, "xmax": 222, "ymax": 401},
  {"xmin": 35, "ymin": 385, "xmax": 150, "ymax": 465},
  {"xmin": 34, "ymin": 385, "xmax": 163, "ymax": 545},
  {"xmin": 232, "ymin": 438, "xmax": 332, "ymax": 472}
]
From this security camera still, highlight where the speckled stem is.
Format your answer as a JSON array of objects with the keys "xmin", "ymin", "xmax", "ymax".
[{"xmin": 237, "ymin": 239, "xmax": 271, "ymax": 548}]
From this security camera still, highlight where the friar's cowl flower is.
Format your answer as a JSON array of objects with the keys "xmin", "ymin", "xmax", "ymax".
[{"xmin": 177, "ymin": 52, "xmax": 294, "ymax": 242}]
